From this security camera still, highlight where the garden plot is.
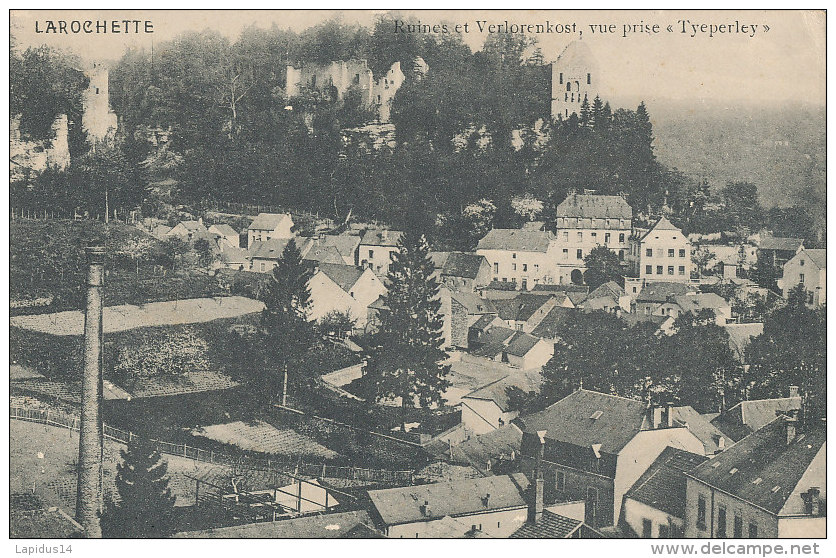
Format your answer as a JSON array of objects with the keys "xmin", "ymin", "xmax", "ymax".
[{"xmin": 192, "ymin": 421, "xmax": 339, "ymax": 460}]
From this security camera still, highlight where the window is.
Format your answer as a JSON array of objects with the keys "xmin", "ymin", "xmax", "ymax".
[
  {"xmin": 697, "ymin": 496, "xmax": 707, "ymax": 529},
  {"xmin": 734, "ymin": 515, "xmax": 743, "ymax": 538},
  {"xmin": 521, "ymin": 279, "xmax": 528, "ymax": 291},
  {"xmin": 679, "ymin": 249, "xmax": 686, "ymax": 258},
  {"xmin": 807, "ymin": 292, "xmax": 814, "ymax": 305},
  {"xmin": 642, "ymin": 519, "xmax": 652, "ymax": 538},
  {"xmin": 494, "ymin": 263, "xmax": 499, "ymax": 274},
  {"xmin": 95, "ymin": 87, "xmax": 100, "ymax": 94},
  {"xmin": 563, "ymin": 231, "xmax": 569, "ymax": 241},
  {"xmin": 800, "ymin": 259, "xmax": 805, "ymax": 266},
  {"xmin": 646, "ymin": 248, "xmax": 653, "ymax": 257},
  {"xmin": 668, "ymin": 249, "xmax": 675, "ymax": 258},
  {"xmin": 522, "ymin": 264, "xmax": 528, "ymax": 272},
  {"xmin": 562, "ymin": 249, "xmax": 569, "ymax": 260},
  {"xmin": 587, "ymin": 73, "xmax": 591, "ymax": 84},
  {"xmin": 605, "ymin": 233, "xmax": 611, "ymax": 244},
  {"xmin": 668, "ymin": 266, "xmax": 674, "ymax": 275},
  {"xmin": 577, "ymin": 232, "xmax": 583, "ymax": 241},
  {"xmin": 659, "ymin": 524, "xmax": 670, "ymax": 538},
  {"xmin": 556, "ymin": 471, "xmax": 566, "ymax": 491},
  {"xmin": 679, "ymin": 266, "xmax": 686, "ymax": 275},
  {"xmin": 369, "ymin": 249, "xmax": 374, "ymax": 259},
  {"xmin": 657, "ymin": 265, "xmax": 664, "ymax": 275},
  {"xmin": 534, "ymin": 264, "xmax": 539, "ymax": 272},
  {"xmin": 577, "ymin": 249, "xmax": 583, "ymax": 260},
  {"xmin": 560, "ymin": 72, "xmax": 564, "ymax": 84},
  {"xmin": 260, "ymin": 263, "xmax": 266, "ymax": 272},
  {"xmin": 799, "ymin": 273, "xmax": 805, "ymax": 283},
  {"xmin": 748, "ymin": 522, "xmax": 758, "ymax": 538},
  {"xmin": 717, "ymin": 506, "xmax": 727, "ymax": 538},
  {"xmin": 591, "ymin": 232, "xmax": 597, "ymax": 239},
  {"xmin": 646, "ymin": 265, "xmax": 653, "ymax": 275},
  {"xmin": 512, "ymin": 263, "xmax": 517, "ymax": 271},
  {"xmin": 619, "ymin": 233, "xmax": 625, "ymax": 243}
]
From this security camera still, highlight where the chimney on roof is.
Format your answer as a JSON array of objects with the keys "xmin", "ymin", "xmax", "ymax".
[
  {"xmin": 420, "ymin": 500, "xmax": 431, "ymax": 517},
  {"xmin": 784, "ymin": 413, "xmax": 798, "ymax": 445},
  {"xmin": 528, "ymin": 430, "xmax": 547, "ymax": 524},
  {"xmin": 789, "ymin": 385, "xmax": 799, "ymax": 398},
  {"xmin": 381, "ymin": 230, "xmax": 388, "ymax": 241},
  {"xmin": 664, "ymin": 402, "xmax": 675, "ymax": 428},
  {"xmin": 649, "ymin": 404, "xmax": 663, "ymax": 429},
  {"xmin": 803, "ymin": 487, "xmax": 821, "ymax": 516},
  {"xmin": 482, "ymin": 493, "xmax": 491, "ymax": 507},
  {"xmin": 198, "ymin": 217, "xmax": 203, "ymax": 227}
]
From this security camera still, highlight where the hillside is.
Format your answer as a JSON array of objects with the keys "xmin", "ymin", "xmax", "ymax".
[{"xmin": 647, "ymin": 100, "xmax": 825, "ymax": 210}]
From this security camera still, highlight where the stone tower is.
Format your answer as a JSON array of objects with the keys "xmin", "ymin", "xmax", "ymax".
[
  {"xmin": 82, "ymin": 62, "xmax": 117, "ymax": 142},
  {"xmin": 551, "ymin": 42, "xmax": 600, "ymax": 120}
]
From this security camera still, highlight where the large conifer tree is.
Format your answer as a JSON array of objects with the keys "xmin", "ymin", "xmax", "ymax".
[
  {"xmin": 365, "ymin": 228, "xmax": 451, "ymax": 430},
  {"xmin": 260, "ymin": 239, "xmax": 315, "ymax": 400},
  {"xmin": 101, "ymin": 437, "xmax": 176, "ymax": 538}
]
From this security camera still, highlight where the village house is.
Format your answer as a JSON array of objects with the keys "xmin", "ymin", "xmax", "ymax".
[
  {"xmin": 430, "ymin": 252, "xmax": 493, "ymax": 292},
  {"xmin": 621, "ymin": 447, "xmax": 709, "ymax": 538},
  {"xmin": 304, "ymin": 233, "xmax": 361, "ymax": 266},
  {"xmin": 471, "ymin": 327, "xmax": 554, "ymax": 370},
  {"xmin": 366, "ymin": 473, "xmax": 532, "ymax": 538},
  {"xmin": 307, "ymin": 263, "xmax": 387, "ymax": 328},
  {"xmin": 444, "ymin": 423, "xmax": 524, "ymax": 476},
  {"xmin": 476, "ymin": 229, "xmax": 560, "ymax": 290},
  {"xmin": 247, "ymin": 238, "xmax": 292, "ymax": 273},
  {"xmin": 709, "ymin": 388, "xmax": 803, "ymax": 443},
  {"xmin": 517, "ymin": 390, "xmax": 705, "ymax": 528},
  {"xmin": 438, "ymin": 289, "xmax": 497, "ymax": 350},
  {"xmin": 628, "ymin": 217, "xmax": 693, "ymax": 284},
  {"xmin": 166, "ymin": 219, "xmax": 209, "ymax": 242},
  {"xmin": 578, "ymin": 281, "xmax": 631, "ymax": 314},
  {"xmin": 460, "ymin": 371, "xmax": 542, "ymax": 436},
  {"xmin": 778, "ymin": 248, "xmax": 826, "ymax": 308},
  {"xmin": 554, "ymin": 193, "xmax": 633, "ymax": 284},
  {"xmin": 247, "ymin": 213, "xmax": 294, "ymax": 247},
  {"xmin": 492, "ymin": 293, "xmax": 566, "ymax": 332},
  {"xmin": 529, "ymin": 306, "xmax": 578, "ymax": 341},
  {"xmin": 359, "ymin": 229, "xmax": 403, "ymax": 276},
  {"xmin": 633, "ymin": 281, "xmax": 695, "ymax": 316},
  {"xmin": 653, "ymin": 292, "xmax": 733, "ymax": 326},
  {"xmin": 208, "ymin": 223, "xmax": 240, "ymax": 249},
  {"xmin": 684, "ymin": 413, "xmax": 826, "ymax": 538},
  {"xmin": 757, "ymin": 236, "xmax": 804, "ymax": 269}
]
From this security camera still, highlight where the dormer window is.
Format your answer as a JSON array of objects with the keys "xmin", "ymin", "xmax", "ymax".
[{"xmin": 590, "ymin": 410, "xmax": 603, "ymax": 420}]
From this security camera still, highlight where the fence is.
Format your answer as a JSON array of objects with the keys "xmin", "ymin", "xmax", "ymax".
[
  {"xmin": 10, "ymin": 405, "xmax": 414, "ymax": 485},
  {"xmin": 10, "ymin": 207, "xmax": 135, "ymax": 224}
]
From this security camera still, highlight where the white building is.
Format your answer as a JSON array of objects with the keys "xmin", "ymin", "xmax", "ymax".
[
  {"xmin": 477, "ymin": 229, "xmax": 559, "ymax": 290},
  {"xmin": 82, "ymin": 63, "xmax": 118, "ymax": 142},
  {"xmin": 359, "ymin": 229, "xmax": 403, "ymax": 276},
  {"xmin": 628, "ymin": 217, "xmax": 692, "ymax": 284},
  {"xmin": 551, "ymin": 41, "xmax": 600, "ymax": 120},
  {"xmin": 778, "ymin": 248, "xmax": 826, "ymax": 308},
  {"xmin": 247, "ymin": 213, "xmax": 294, "ymax": 247},
  {"xmin": 554, "ymin": 194, "xmax": 632, "ymax": 285}
]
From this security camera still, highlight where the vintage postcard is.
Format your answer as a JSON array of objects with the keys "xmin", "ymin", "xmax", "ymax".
[{"xmin": 7, "ymin": 8, "xmax": 826, "ymax": 546}]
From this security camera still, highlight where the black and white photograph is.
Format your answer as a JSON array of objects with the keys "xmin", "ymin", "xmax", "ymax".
[{"xmin": 6, "ymin": 7, "xmax": 827, "ymax": 545}]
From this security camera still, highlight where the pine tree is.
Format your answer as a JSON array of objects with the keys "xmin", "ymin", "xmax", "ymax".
[
  {"xmin": 579, "ymin": 96, "xmax": 591, "ymax": 127},
  {"xmin": 259, "ymin": 239, "xmax": 316, "ymax": 400},
  {"xmin": 365, "ymin": 228, "xmax": 451, "ymax": 431},
  {"xmin": 591, "ymin": 95, "xmax": 604, "ymax": 130},
  {"xmin": 101, "ymin": 437, "xmax": 176, "ymax": 538}
]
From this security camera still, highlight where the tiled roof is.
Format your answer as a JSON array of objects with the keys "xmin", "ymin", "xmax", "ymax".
[
  {"xmin": 638, "ymin": 216, "xmax": 682, "ymax": 241},
  {"xmin": 315, "ymin": 263, "xmax": 366, "ymax": 293},
  {"xmin": 449, "ymin": 291, "xmax": 495, "ymax": 314},
  {"xmin": 556, "ymin": 193, "xmax": 632, "ymax": 220},
  {"xmin": 505, "ymin": 332, "xmax": 544, "ymax": 357},
  {"xmin": 710, "ymin": 397, "xmax": 802, "ymax": 442},
  {"xmin": 518, "ymin": 389, "xmax": 647, "ymax": 454},
  {"xmin": 625, "ymin": 447, "xmax": 708, "ymax": 518},
  {"xmin": 463, "ymin": 372, "xmax": 542, "ymax": 412},
  {"xmin": 429, "ymin": 251, "xmax": 452, "ymax": 270},
  {"xmin": 174, "ymin": 510, "xmax": 379, "ymax": 538},
  {"xmin": 510, "ymin": 510, "xmax": 584, "ymax": 538},
  {"xmin": 209, "ymin": 223, "xmax": 238, "ymax": 237},
  {"xmin": 249, "ymin": 238, "xmax": 292, "ymax": 260},
  {"xmin": 367, "ymin": 473, "xmax": 530, "ymax": 526},
  {"xmin": 442, "ymin": 253, "xmax": 488, "ymax": 279},
  {"xmin": 530, "ymin": 307, "xmax": 577, "ymax": 339},
  {"xmin": 586, "ymin": 281, "xmax": 625, "ymax": 301},
  {"xmin": 483, "ymin": 280, "xmax": 519, "ymax": 291},
  {"xmin": 476, "ymin": 229, "xmax": 553, "ymax": 252},
  {"xmin": 360, "ymin": 229, "xmax": 403, "ymax": 247},
  {"xmin": 531, "ymin": 284, "xmax": 589, "ymax": 294},
  {"xmin": 670, "ymin": 293, "xmax": 729, "ymax": 313},
  {"xmin": 310, "ymin": 234, "xmax": 361, "ymax": 262},
  {"xmin": 687, "ymin": 418, "xmax": 825, "ymax": 514},
  {"xmin": 493, "ymin": 293, "xmax": 555, "ymax": 322},
  {"xmin": 636, "ymin": 282, "xmax": 694, "ymax": 303},
  {"xmin": 471, "ymin": 327, "xmax": 517, "ymax": 358},
  {"xmin": 448, "ymin": 424, "xmax": 523, "ymax": 470},
  {"xmin": 671, "ymin": 406, "xmax": 728, "ymax": 455},
  {"xmin": 179, "ymin": 220, "xmax": 206, "ymax": 231},
  {"xmin": 301, "ymin": 244, "xmax": 345, "ymax": 265},
  {"xmin": 798, "ymin": 248, "xmax": 826, "ymax": 269},
  {"xmin": 758, "ymin": 236, "xmax": 804, "ymax": 252},
  {"xmin": 248, "ymin": 212, "xmax": 292, "ymax": 231},
  {"xmin": 470, "ymin": 313, "xmax": 501, "ymax": 332}
]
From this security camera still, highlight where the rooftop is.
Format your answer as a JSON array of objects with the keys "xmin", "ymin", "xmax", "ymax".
[
  {"xmin": 510, "ymin": 510, "xmax": 585, "ymax": 538},
  {"xmin": 687, "ymin": 417, "xmax": 825, "ymax": 515},
  {"xmin": 209, "ymin": 223, "xmax": 238, "ymax": 237},
  {"xmin": 249, "ymin": 238, "xmax": 292, "ymax": 260},
  {"xmin": 723, "ymin": 323, "xmax": 764, "ymax": 362},
  {"xmin": 518, "ymin": 389, "xmax": 648, "ymax": 455},
  {"xmin": 477, "ymin": 229, "xmax": 553, "ymax": 253},
  {"xmin": 367, "ymin": 473, "xmax": 530, "ymax": 526},
  {"xmin": 315, "ymin": 263, "xmax": 366, "ymax": 293},
  {"xmin": 463, "ymin": 371, "xmax": 542, "ymax": 412},
  {"xmin": 796, "ymin": 248, "xmax": 827, "ymax": 269},
  {"xmin": 174, "ymin": 510, "xmax": 379, "ymax": 538},
  {"xmin": 530, "ymin": 306, "xmax": 577, "ymax": 339},
  {"xmin": 758, "ymin": 236, "xmax": 804, "ymax": 252},
  {"xmin": 493, "ymin": 293, "xmax": 556, "ymax": 322},
  {"xmin": 448, "ymin": 424, "xmax": 523, "ymax": 472},
  {"xmin": 441, "ymin": 252, "xmax": 489, "ymax": 279},
  {"xmin": 586, "ymin": 281, "xmax": 625, "ymax": 301},
  {"xmin": 625, "ymin": 447, "xmax": 708, "ymax": 518},
  {"xmin": 248, "ymin": 212, "xmax": 293, "ymax": 232},
  {"xmin": 360, "ymin": 229, "xmax": 403, "ymax": 247},
  {"xmin": 556, "ymin": 193, "xmax": 632, "ymax": 220},
  {"xmin": 670, "ymin": 292, "xmax": 730, "ymax": 313},
  {"xmin": 636, "ymin": 282, "xmax": 694, "ymax": 303},
  {"xmin": 710, "ymin": 396, "xmax": 802, "ymax": 442}
]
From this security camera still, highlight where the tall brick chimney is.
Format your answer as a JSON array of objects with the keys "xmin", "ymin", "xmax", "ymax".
[
  {"xmin": 76, "ymin": 247, "xmax": 105, "ymax": 538},
  {"xmin": 528, "ymin": 430, "xmax": 547, "ymax": 524}
]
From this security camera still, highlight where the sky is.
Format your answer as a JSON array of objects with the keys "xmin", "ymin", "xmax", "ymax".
[{"xmin": 10, "ymin": 9, "xmax": 826, "ymax": 106}]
